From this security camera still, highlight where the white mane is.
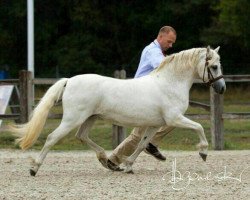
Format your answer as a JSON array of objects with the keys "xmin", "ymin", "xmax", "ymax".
[{"xmin": 151, "ymin": 48, "xmax": 209, "ymax": 74}]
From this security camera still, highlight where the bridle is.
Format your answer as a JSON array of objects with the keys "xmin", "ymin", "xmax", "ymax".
[{"xmin": 202, "ymin": 50, "xmax": 224, "ymax": 86}]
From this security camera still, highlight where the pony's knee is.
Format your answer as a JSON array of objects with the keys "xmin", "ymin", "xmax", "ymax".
[
  {"xmin": 75, "ymin": 133, "xmax": 83, "ymax": 141},
  {"xmin": 80, "ymin": 133, "xmax": 89, "ymax": 141}
]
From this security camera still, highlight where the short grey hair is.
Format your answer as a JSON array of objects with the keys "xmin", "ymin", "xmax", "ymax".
[{"xmin": 158, "ymin": 26, "xmax": 176, "ymax": 36}]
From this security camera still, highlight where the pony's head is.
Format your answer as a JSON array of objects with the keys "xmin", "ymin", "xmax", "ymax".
[{"xmin": 197, "ymin": 46, "xmax": 226, "ymax": 94}]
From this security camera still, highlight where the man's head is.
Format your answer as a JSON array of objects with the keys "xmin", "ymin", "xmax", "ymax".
[{"xmin": 157, "ymin": 26, "xmax": 177, "ymax": 51}]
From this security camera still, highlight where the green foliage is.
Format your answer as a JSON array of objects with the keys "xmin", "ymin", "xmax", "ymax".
[
  {"xmin": 201, "ymin": 0, "xmax": 250, "ymax": 74},
  {"xmin": 0, "ymin": 0, "xmax": 249, "ymax": 77},
  {"xmin": 0, "ymin": 0, "xmax": 26, "ymax": 75},
  {"xmin": 218, "ymin": 0, "xmax": 250, "ymax": 45}
]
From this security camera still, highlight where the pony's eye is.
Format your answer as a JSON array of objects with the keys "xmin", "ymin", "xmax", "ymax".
[{"xmin": 211, "ymin": 65, "xmax": 218, "ymax": 70}]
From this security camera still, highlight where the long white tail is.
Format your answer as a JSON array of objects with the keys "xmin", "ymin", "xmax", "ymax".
[{"xmin": 9, "ymin": 78, "xmax": 68, "ymax": 150}]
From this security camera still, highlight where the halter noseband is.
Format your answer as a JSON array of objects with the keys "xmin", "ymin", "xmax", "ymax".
[{"xmin": 202, "ymin": 51, "xmax": 223, "ymax": 86}]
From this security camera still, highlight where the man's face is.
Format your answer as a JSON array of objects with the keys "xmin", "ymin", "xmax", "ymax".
[{"xmin": 160, "ymin": 31, "xmax": 176, "ymax": 51}]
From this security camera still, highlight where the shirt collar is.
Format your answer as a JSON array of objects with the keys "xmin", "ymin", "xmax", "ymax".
[
  {"xmin": 153, "ymin": 39, "xmax": 166, "ymax": 56},
  {"xmin": 153, "ymin": 39, "xmax": 161, "ymax": 48}
]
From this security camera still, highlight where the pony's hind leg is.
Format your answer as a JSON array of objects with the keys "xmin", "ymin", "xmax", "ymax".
[
  {"xmin": 124, "ymin": 127, "xmax": 159, "ymax": 173},
  {"xmin": 75, "ymin": 116, "xmax": 109, "ymax": 169},
  {"xmin": 30, "ymin": 120, "xmax": 81, "ymax": 176}
]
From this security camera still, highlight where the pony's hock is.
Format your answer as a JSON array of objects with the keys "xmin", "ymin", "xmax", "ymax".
[{"xmin": 9, "ymin": 46, "xmax": 225, "ymax": 175}]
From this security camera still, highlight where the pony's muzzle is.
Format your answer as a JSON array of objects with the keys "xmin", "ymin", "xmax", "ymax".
[{"xmin": 212, "ymin": 79, "xmax": 226, "ymax": 94}]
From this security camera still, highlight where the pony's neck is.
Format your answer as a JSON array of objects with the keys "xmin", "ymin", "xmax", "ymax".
[{"xmin": 152, "ymin": 48, "xmax": 203, "ymax": 85}]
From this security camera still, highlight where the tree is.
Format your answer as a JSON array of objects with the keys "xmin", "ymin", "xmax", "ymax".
[
  {"xmin": 0, "ymin": 1, "xmax": 26, "ymax": 77},
  {"xmin": 201, "ymin": 0, "xmax": 250, "ymax": 74},
  {"xmin": 1, "ymin": 0, "xmax": 247, "ymax": 77}
]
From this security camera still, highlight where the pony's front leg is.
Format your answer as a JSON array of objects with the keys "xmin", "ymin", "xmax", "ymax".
[
  {"xmin": 124, "ymin": 127, "xmax": 159, "ymax": 173},
  {"xmin": 169, "ymin": 115, "xmax": 209, "ymax": 161}
]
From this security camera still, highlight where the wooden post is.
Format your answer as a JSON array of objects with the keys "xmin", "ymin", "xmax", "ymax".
[
  {"xmin": 112, "ymin": 125, "xmax": 126, "ymax": 149},
  {"xmin": 112, "ymin": 69, "xmax": 127, "ymax": 149},
  {"xmin": 9, "ymin": 85, "xmax": 21, "ymax": 123},
  {"xmin": 19, "ymin": 70, "xmax": 33, "ymax": 123},
  {"xmin": 210, "ymin": 87, "xmax": 224, "ymax": 150}
]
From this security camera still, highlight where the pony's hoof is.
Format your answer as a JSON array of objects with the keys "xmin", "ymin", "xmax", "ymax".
[
  {"xmin": 30, "ymin": 169, "xmax": 37, "ymax": 176},
  {"xmin": 124, "ymin": 165, "xmax": 134, "ymax": 174},
  {"xmin": 199, "ymin": 152, "xmax": 207, "ymax": 162},
  {"xmin": 98, "ymin": 157, "xmax": 109, "ymax": 169},
  {"xmin": 107, "ymin": 160, "xmax": 124, "ymax": 171},
  {"xmin": 125, "ymin": 170, "xmax": 134, "ymax": 174},
  {"xmin": 97, "ymin": 152, "xmax": 109, "ymax": 169}
]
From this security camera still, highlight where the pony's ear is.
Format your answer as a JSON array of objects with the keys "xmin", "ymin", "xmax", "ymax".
[
  {"xmin": 206, "ymin": 45, "xmax": 211, "ymax": 53},
  {"xmin": 206, "ymin": 45, "xmax": 211, "ymax": 58},
  {"xmin": 214, "ymin": 46, "xmax": 220, "ymax": 53}
]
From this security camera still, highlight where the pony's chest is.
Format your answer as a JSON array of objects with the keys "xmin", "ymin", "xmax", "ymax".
[{"xmin": 161, "ymin": 94, "xmax": 189, "ymax": 115}]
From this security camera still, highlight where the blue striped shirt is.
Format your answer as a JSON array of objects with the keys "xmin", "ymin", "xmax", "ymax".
[{"xmin": 134, "ymin": 39, "xmax": 165, "ymax": 78}]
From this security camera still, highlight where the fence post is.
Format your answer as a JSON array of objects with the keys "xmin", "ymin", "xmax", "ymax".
[
  {"xmin": 19, "ymin": 70, "xmax": 33, "ymax": 123},
  {"xmin": 210, "ymin": 87, "xmax": 224, "ymax": 150},
  {"xmin": 112, "ymin": 69, "xmax": 127, "ymax": 149},
  {"xmin": 9, "ymin": 85, "xmax": 21, "ymax": 123}
]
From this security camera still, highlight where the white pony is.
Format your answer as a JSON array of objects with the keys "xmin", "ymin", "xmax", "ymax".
[{"xmin": 10, "ymin": 46, "xmax": 225, "ymax": 175}]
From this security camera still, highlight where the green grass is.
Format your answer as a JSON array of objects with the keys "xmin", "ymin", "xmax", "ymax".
[{"xmin": 0, "ymin": 84, "xmax": 250, "ymax": 151}]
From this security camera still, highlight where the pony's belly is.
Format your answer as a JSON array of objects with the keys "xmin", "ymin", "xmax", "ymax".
[{"xmin": 99, "ymin": 113, "xmax": 165, "ymax": 127}]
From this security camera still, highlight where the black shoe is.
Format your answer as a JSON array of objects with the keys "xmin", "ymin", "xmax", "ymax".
[
  {"xmin": 145, "ymin": 143, "xmax": 166, "ymax": 161},
  {"xmin": 107, "ymin": 159, "xmax": 124, "ymax": 171}
]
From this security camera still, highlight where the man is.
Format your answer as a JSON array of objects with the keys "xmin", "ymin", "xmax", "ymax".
[{"xmin": 106, "ymin": 26, "xmax": 177, "ymax": 171}]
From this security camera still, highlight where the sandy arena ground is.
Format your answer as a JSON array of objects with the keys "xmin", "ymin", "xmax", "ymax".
[{"xmin": 0, "ymin": 149, "xmax": 249, "ymax": 200}]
